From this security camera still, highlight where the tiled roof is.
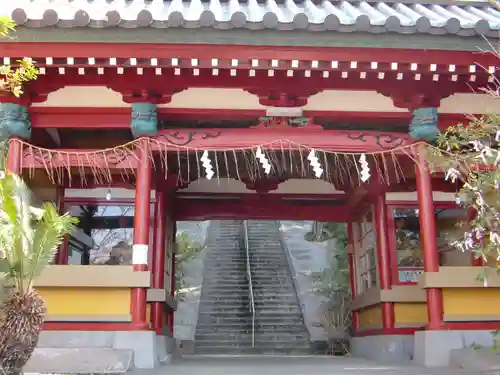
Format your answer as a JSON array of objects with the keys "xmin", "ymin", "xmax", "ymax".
[{"xmin": 4, "ymin": 0, "xmax": 500, "ymax": 35}]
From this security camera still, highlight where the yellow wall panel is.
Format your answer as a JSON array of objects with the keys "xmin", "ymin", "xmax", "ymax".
[
  {"xmin": 444, "ymin": 288, "xmax": 500, "ymax": 318},
  {"xmin": 37, "ymin": 287, "xmax": 131, "ymax": 316},
  {"xmin": 394, "ymin": 303, "xmax": 427, "ymax": 326},
  {"xmin": 146, "ymin": 303, "xmax": 151, "ymax": 324},
  {"xmin": 358, "ymin": 305, "xmax": 382, "ymax": 329}
]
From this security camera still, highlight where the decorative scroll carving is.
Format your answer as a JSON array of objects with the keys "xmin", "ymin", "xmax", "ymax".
[
  {"xmin": 157, "ymin": 131, "xmax": 221, "ymax": 146},
  {"xmin": 347, "ymin": 132, "xmax": 405, "ymax": 150},
  {"xmin": 252, "ymin": 117, "xmax": 323, "ymax": 130}
]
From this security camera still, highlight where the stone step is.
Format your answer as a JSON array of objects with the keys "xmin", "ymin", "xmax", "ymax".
[
  {"xmin": 195, "ymin": 332, "xmax": 310, "ymax": 341},
  {"xmin": 250, "ymin": 275, "xmax": 293, "ymax": 280},
  {"xmin": 195, "ymin": 338, "xmax": 310, "ymax": 348},
  {"xmin": 198, "ymin": 311, "xmax": 305, "ymax": 320},
  {"xmin": 200, "ymin": 290, "xmax": 297, "ymax": 297},
  {"xmin": 200, "ymin": 293, "xmax": 297, "ymax": 300},
  {"xmin": 199, "ymin": 298, "xmax": 299, "ymax": 305},
  {"xmin": 198, "ymin": 306, "xmax": 302, "ymax": 314},
  {"xmin": 24, "ymin": 348, "xmax": 133, "ymax": 374},
  {"xmin": 194, "ymin": 345, "xmax": 311, "ymax": 355},
  {"xmin": 197, "ymin": 316, "xmax": 305, "ymax": 325},
  {"xmin": 195, "ymin": 329, "xmax": 310, "ymax": 337},
  {"xmin": 204, "ymin": 267, "xmax": 291, "ymax": 273},
  {"xmin": 201, "ymin": 286, "xmax": 294, "ymax": 293},
  {"xmin": 202, "ymin": 285, "xmax": 294, "ymax": 291},
  {"xmin": 196, "ymin": 322, "xmax": 309, "ymax": 331},
  {"xmin": 198, "ymin": 301, "xmax": 302, "ymax": 308},
  {"xmin": 199, "ymin": 310, "xmax": 303, "ymax": 317}
]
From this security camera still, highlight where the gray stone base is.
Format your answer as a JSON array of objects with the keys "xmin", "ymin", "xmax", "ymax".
[
  {"xmin": 26, "ymin": 331, "xmax": 175, "ymax": 373},
  {"xmin": 351, "ymin": 335, "xmax": 414, "ymax": 363},
  {"xmin": 414, "ymin": 329, "xmax": 496, "ymax": 367}
]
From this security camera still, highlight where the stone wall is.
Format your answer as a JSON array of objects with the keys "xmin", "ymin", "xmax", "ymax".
[
  {"xmin": 173, "ymin": 221, "xmax": 210, "ymax": 341},
  {"xmin": 279, "ymin": 221, "xmax": 335, "ymax": 342}
]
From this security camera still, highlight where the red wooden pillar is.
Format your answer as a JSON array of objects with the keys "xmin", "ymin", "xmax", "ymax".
[
  {"xmin": 6, "ymin": 137, "xmax": 22, "ymax": 174},
  {"xmin": 131, "ymin": 139, "xmax": 152, "ymax": 330},
  {"xmin": 168, "ymin": 220, "xmax": 177, "ymax": 336},
  {"xmin": 151, "ymin": 185, "xmax": 166, "ymax": 334},
  {"xmin": 374, "ymin": 195, "xmax": 395, "ymax": 330},
  {"xmin": 415, "ymin": 148, "xmax": 443, "ymax": 330},
  {"xmin": 346, "ymin": 222, "xmax": 359, "ymax": 330}
]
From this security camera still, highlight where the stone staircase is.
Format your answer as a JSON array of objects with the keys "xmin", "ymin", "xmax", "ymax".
[
  {"xmin": 246, "ymin": 220, "xmax": 311, "ymax": 355},
  {"xmin": 194, "ymin": 220, "xmax": 310, "ymax": 355},
  {"xmin": 195, "ymin": 220, "xmax": 253, "ymax": 354}
]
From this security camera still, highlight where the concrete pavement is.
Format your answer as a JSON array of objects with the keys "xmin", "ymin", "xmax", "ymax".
[{"xmin": 127, "ymin": 355, "xmax": 479, "ymax": 375}]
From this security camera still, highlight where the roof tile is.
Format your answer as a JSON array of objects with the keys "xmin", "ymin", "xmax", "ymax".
[{"xmin": 2, "ymin": 0, "xmax": 499, "ymax": 35}]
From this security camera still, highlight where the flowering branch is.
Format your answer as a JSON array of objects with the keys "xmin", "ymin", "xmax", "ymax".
[
  {"xmin": 0, "ymin": 17, "xmax": 38, "ymax": 97},
  {"xmin": 427, "ymin": 75, "xmax": 500, "ymax": 264}
]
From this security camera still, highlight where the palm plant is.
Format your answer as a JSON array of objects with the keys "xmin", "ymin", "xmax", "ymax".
[{"xmin": 0, "ymin": 172, "xmax": 77, "ymax": 375}]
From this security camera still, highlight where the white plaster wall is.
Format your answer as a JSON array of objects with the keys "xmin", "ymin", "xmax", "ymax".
[
  {"xmin": 280, "ymin": 220, "xmax": 335, "ymax": 342},
  {"xmin": 173, "ymin": 221, "xmax": 210, "ymax": 341}
]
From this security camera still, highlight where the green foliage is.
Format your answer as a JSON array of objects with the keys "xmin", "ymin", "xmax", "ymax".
[
  {"xmin": 0, "ymin": 173, "xmax": 78, "ymax": 303},
  {"xmin": 0, "ymin": 17, "xmax": 15, "ymax": 37},
  {"xmin": 0, "ymin": 18, "xmax": 39, "ymax": 97},
  {"xmin": 174, "ymin": 231, "xmax": 203, "ymax": 300},
  {"xmin": 306, "ymin": 222, "xmax": 350, "ymax": 308}
]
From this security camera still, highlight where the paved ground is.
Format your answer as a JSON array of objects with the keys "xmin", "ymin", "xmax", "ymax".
[{"xmin": 128, "ymin": 356, "xmax": 479, "ymax": 375}]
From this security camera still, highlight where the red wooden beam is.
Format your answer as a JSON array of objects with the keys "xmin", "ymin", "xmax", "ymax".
[
  {"xmin": 28, "ymin": 68, "xmax": 489, "ymax": 96},
  {"xmin": 174, "ymin": 197, "xmax": 349, "ymax": 221},
  {"xmin": 152, "ymin": 127, "xmax": 411, "ymax": 152},
  {"xmin": 29, "ymin": 107, "xmax": 471, "ymax": 131},
  {"xmin": 31, "ymin": 107, "xmax": 131, "ymax": 129},
  {"xmin": 177, "ymin": 192, "xmax": 345, "ymax": 200},
  {"xmin": 2, "ymin": 43, "xmax": 497, "ymax": 67}
]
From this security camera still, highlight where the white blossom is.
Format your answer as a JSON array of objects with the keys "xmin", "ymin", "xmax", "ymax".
[
  {"xmin": 445, "ymin": 167, "xmax": 460, "ymax": 183},
  {"xmin": 490, "ymin": 232, "xmax": 500, "ymax": 244},
  {"xmin": 470, "ymin": 140, "xmax": 484, "ymax": 152}
]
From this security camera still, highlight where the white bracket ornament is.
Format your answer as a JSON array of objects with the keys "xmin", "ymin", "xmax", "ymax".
[
  {"xmin": 200, "ymin": 150, "xmax": 214, "ymax": 180},
  {"xmin": 307, "ymin": 149, "xmax": 323, "ymax": 178},
  {"xmin": 358, "ymin": 154, "xmax": 371, "ymax": 182},
  {"xmin": 255, "ymin": 147, "xmax": 271, "ymax": 175}
]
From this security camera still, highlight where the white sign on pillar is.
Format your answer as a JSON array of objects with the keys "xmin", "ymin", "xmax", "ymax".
[{"xmin": 132, "ymin": 244, "xmax": 149, "ymax": 265}]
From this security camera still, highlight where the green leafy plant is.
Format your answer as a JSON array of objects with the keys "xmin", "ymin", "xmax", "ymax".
[
  {"xmin": 0, "ymin": 172, "xmax": 77, "ymax": 375},
  {"xmin": 306, "ymin": 222, "xmax": 351, "ymax": 354},
  {"xmin": 174, "ymin": 231, "xmax": 203, "ymax": 300},
  {"xmin": 306, "ymin": 222, "xmax": 349, "ymax": 307}
]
